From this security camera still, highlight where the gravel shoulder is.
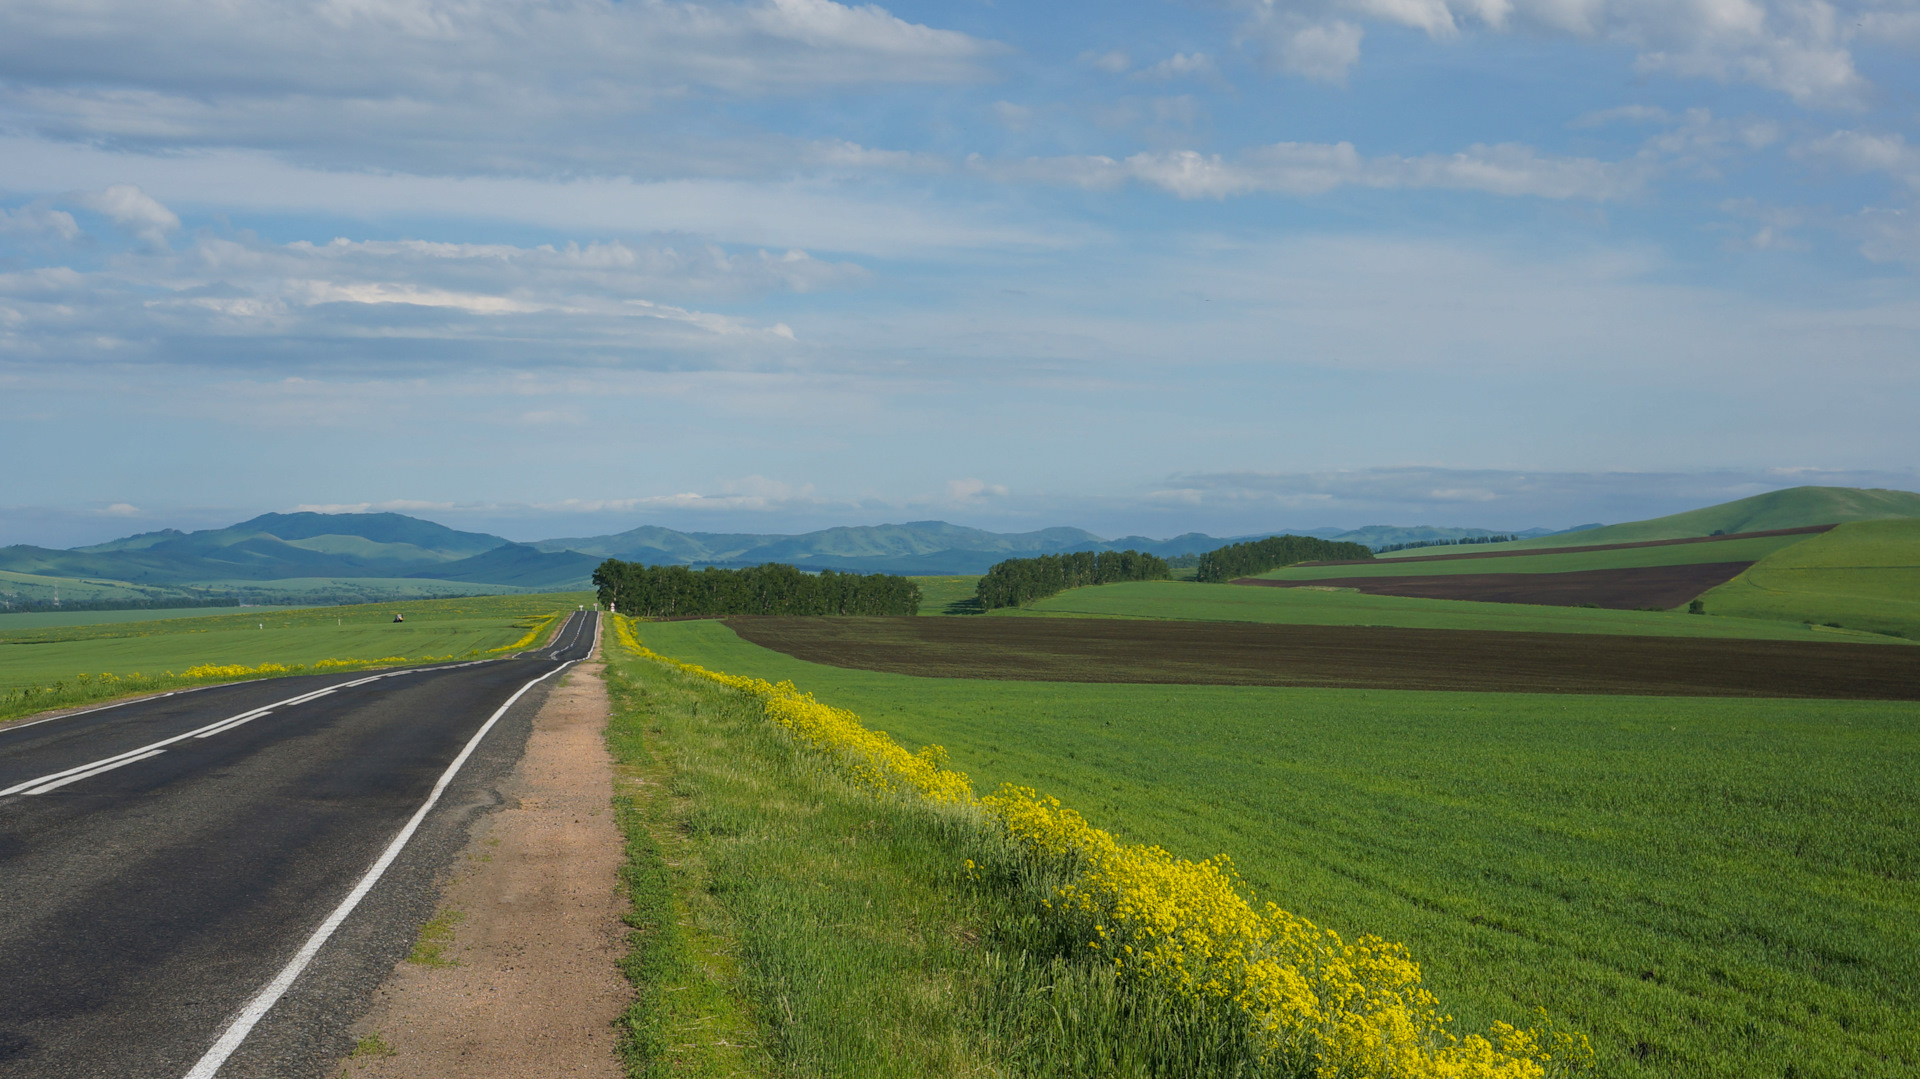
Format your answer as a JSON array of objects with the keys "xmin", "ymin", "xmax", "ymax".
[{"xmin": 335, "ymin": 647, "xmax": 629, "ymax": 1079}]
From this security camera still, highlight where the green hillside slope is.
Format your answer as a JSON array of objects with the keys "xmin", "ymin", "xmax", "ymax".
[
  {"xmin": 1698, "ymin": 519, "xmax": 1920, "ymax": 638},
  {"xmin": 1478, "ymin": 486, "xmax": 1920, "ymax": 552}
]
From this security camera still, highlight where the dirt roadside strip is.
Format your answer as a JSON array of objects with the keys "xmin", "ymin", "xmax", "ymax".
[{"xmin": 337, "ymin": 645, "xmax": 630, "ymax": 1077}]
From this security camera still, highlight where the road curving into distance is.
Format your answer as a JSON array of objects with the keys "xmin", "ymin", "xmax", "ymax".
[{"xmin": 0, "ymin": 610, "xmax": 599, "ymax": 1079}]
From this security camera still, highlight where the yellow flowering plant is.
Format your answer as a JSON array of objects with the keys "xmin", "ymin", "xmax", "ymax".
[{"xmin": 613, "ymin": 615, "xmax": 1593, "ymax": 1079}]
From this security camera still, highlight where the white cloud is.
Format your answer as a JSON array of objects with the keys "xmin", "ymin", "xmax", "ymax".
[
  {"xmin": 1796, "ymin": 130, "xmax": 1920, "ymax": 187},
  {"xmin": 70, "ymin": 183, "xmax": 179, "ymax": 247},
  {"xmin": 101, "ymin": 502, "xmax": 140, "ymax": 516},
  {"xmin": 1136, "ymin": 52, "xmax": 1221, "ymax": 81},
  {"xmin": 0, "ymin": 231, "xmax": 834, "ymax": 373},
  {"xmin": 983, "ymin": 140, "xmax": 1647, "ymax": 200},
  {"xmin": 1233, "ymin": 0, "xmax": 1878, "ymax": 106},
  {"xmin": 0, "ymin": 0, "xmax": 998, "ymax": 176},
  {"xmin": 1082, "ymin": 49, "xmax": 1132, "ymax": 73},
  {"xmin": 0, "ymin": 136, "xmax": 1062, "ymax": 257},
  {"xmin": 945, "ymin": 478, "xmax": 1010, "ymax": 501},
  {"xmin": 0, "ymin": 203, "xmax": 79, "ymax": 241}
]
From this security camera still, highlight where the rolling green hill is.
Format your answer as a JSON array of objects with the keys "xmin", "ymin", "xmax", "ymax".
[
  {"xmin": 1698, "ymin": 519, "xmax": 1920, "ymax": 639},
  {"xmin": 1466, "ymin": 486, "xmax": 1920, "ymax": 553}
]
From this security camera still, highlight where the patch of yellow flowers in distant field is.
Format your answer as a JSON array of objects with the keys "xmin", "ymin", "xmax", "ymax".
[{"xmin": 612, "ymin": 616, "xmax": 1592, "ymax": 1079}]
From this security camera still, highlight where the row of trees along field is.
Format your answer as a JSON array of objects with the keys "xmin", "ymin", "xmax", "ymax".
[
  {"xmin": 593, "ymin": 560, "xmax": 921, "ymax": 617},
  {"xmin": 1376, "ymin": 534, "xmax": 1521, "ymax": 553},
  {"xmin": 1193, "ymin": 535, "xmax": 1374, "ymax": 582},
  {"xmin": 975, "ymin": 550, "xmax": 1171, "ymax": 610}
]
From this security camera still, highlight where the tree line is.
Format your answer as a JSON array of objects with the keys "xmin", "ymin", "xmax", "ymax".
[
  {"xmin": 1193, "ymin": 535, "xmax": 1373, "ymax": 582},
  {"xmin": 593, "ymin": 560, "xmax": 921, "ymax": 617},
  {"xmin": 1376, "ymin": 534, "xmax": 1521, "ymax": 553},
  {"xmin": 975, "ymin": 550, "xmax": 1170, "ymax": 610}
]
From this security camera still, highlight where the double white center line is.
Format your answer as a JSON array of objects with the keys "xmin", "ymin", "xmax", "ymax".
[{"xmin": 0, "ymin": 672, "xmax": 403, "ymax": 799}]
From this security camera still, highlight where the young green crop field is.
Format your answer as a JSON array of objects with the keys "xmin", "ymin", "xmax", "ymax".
[
  {"xmin": 1262, "ymin": 531, "xmax": 1812, "ymax": 580},
  {"xmin": 630, "ymin": 617, "xmax": 1920, "ymax": 1079},
  {"xmin": 1002, "ymin": 579, "xmax": 1902, "ymax": 643},
  {"xmin": 0, "ymin": 607, "xmax": 298, "ymax": 632},
  {"xmin": 1699, "ymin": 519, "xmax": 1920, "ymax": 640},
  {"xmin": 0, "ymin": 591, "xmax": 592, "ymax": 698}
]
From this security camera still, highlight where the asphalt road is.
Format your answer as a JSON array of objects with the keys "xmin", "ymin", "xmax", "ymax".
[{"xmin": 0, "ymin": 610, "xmax": 599, "ymax": 1079}]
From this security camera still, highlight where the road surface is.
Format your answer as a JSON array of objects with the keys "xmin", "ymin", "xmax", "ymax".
[{"xmin": 0, "ymin": 610, "xmax": 599, "ymax": 1078}]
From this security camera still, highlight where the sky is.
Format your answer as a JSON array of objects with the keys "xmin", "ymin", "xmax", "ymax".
[{"xmin": 4, "ymin": 0, "xmax": 1919, "ymax": 547}]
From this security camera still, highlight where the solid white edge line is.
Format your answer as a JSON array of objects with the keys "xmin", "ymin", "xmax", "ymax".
[
  {"xmin": 180, "ymin": 655, "xmax": 578, "ymax": 1079},
  {"xmin": 25, "ymin": 748, "xmax": 168, "ymax": 795}
]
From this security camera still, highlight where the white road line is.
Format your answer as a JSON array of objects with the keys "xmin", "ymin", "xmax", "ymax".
[
  {"xmin": 192, "ymin": 711, "xmax": 273, "ymax": 739},
  {"xmin": 24, "ymin": 749, "xmax": 168, "ymax": 795},
  {"xmin": 181, "ymin": 657, "xmax": 577, "ymax": 1079},
  {"xmin": 2, "ymin": 679, "xmax": 367, "ymax": 799}
]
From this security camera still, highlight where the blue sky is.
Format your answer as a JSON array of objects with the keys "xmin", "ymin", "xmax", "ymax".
[{"xmin": 3, "ymin": 0, "xmax": 1918, "ymax": 546}]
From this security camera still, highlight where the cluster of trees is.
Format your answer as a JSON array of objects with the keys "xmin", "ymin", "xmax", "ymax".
[
  {"xmin": 0, "ymin": 595, "xmax": 243, "ymax": 613},
  {"xmin": 975, "ymin": 550, "xmax": 1171, "ymax": 610},
  {"xmin": 1376, "ymin": 534, "xmax": 1521, "ymax": 553},
  {"xmin": 1193, "ymin": 535, "xmax": 1373, "ymax": 582},
  {"xmin": 593, "ymin": 560, "xmax": 921, "ymax": 617}
]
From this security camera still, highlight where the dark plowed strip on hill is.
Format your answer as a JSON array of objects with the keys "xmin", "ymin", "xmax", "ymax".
[
  {"xmin": 1235, "ymin": 562, "xmax": 1756, "ymax": 610},
  {"xmin": 1299, "ymin": 524, "xmax": 1834, "ymax": 567},
  {"xmin": 724, "ymin": 616, "xmax": 1920, "ymax": 699}
]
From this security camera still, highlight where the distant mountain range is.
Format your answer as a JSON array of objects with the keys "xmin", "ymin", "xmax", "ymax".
[{"xmin": 4, "ymin": 485, "xmax": 1913, "ymax": 607}]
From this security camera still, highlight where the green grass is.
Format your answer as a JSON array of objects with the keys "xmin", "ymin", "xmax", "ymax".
[
  {"xmin": 1001, "ymin": 579, "xmax": 1899, "ymax": 643},
  {"xmin": 406, "ymin": 908, "xmax": 466, "ymax": 967},
  {"xmin": 627, "ymin": 618, "xmax": 1920, "ymax": 1079},
  {"xmin": 0, "ymin": 606, "xmax": 298, "ymax": 631},
  {"xmin": 1275, "ymin": 532, "xmax": 1811, "ymax": 579},
  {"xmin": 1451, "ymin": 485, "xmax": 1920, "ymax": 553},
  {"xmin": 1698, "ymin": 519, "xmax": 1920, "ymax": 639},
  {"xmin": 910, "ymin": 575, "xmax": 984, "ymax": 615},
  {"xmin": 604, "ymin": 630, "xmax": 1305, "ymax": 1078},
  {"xmin": 0, "ymin": 592, "xmax": 591, "ymax": 721}
]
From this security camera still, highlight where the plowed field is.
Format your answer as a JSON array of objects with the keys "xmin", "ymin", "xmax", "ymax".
[
  {"xmin": 1235, "ymin": 561, "xmax": 1754, "ymax": 609},
  {"xmin": 724, "ymin": 615, "xmax": 1920, "ymax": 699}
]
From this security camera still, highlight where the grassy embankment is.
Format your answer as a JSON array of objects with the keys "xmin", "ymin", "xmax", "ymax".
[
  {"xmin": 1001, "ymin": 579, "xmax": 1901, "ymax": 643},
  {"xmin": 1697, "ymin": 519, "xmax": 1920, "ymax": 639},
  {"xmin": 1260, "ymin": 532, "xmax": 1809, "ymax": 580},
  {"xmin": 605, "ymin": 622, "xmax": 1295, "ymax": 1078},
  {"xmin": 627, "ymin": 617, "xmax": 1920, "ymax": 1079},
  {"xmin": 0, "ymin": 592, "xmax": 591, "ymax": 723},
  {"xmin": 1420, "ymin": 485, "xmax": 1920, "ymax": 554}
]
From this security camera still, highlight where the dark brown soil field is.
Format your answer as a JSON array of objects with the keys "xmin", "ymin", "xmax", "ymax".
[
  {"xmin": 724, "ymin": 616, "xmax": 1920, "ymax": 699},
  {"xmin": 1300, "ymin": 524, "xmax": 1834, "ymax": 567},
  {"xmin": 1234, "ymin": 562, "xmax": 1756, "ymax": 610}
]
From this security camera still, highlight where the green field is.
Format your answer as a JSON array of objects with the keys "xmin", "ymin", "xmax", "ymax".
[
  {"xmin": 1438, "ymin": 485, "xmax": 1920, "ymax": 554},
  {"xmin": 1699, "ymin": 519, "xmax": 1920, "ymax": 639},
  {"xmin": 0, "ymin": 606, "xmax": 296, "ymax": 631},
  {"xmin": 628, "ymin": 617, "xmax": 1920, "ymax": 1079},
  {"xmin": 907, "ymin": 575, "xmax": 983, "ymax": 614},
  {"xmin": 0, "ymin": 592, "xmax": 591, "ymax": 718},
  {"xmin": 1270, "ymin": 532, "xmax": 1812, "ymax": 579},
  {"xmin": 1003, "ymin": 579, "xmax": 1902, "ymax": 643}
]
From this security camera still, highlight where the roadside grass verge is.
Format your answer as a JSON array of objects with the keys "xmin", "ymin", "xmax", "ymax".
[
  {"xmin": 602, "ymin": 622, "xmax": 1579, "ymax": 1079},
  {"xmin": 0, "ymin": 593, "xmax": 588, "ymax": 724},
  {"xmin": 632, "ymin": 617, "xmax": 1920, "ymax": 1079},
  {"xmin": 604, "ymin": 628, "xmax": 1251, "ymax": 1077}
]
